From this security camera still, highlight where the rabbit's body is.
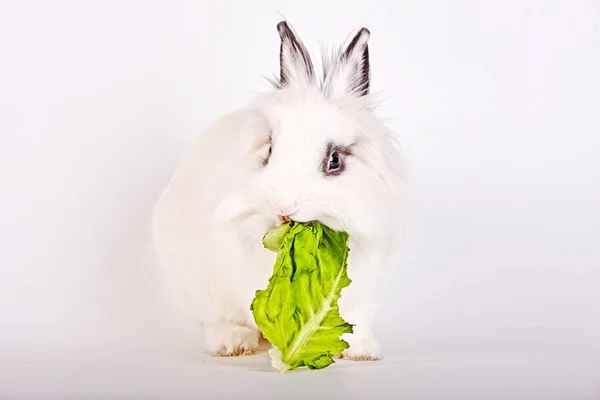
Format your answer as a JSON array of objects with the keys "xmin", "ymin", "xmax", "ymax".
[{"xmin": 152, "ymin": 22, "xmax": 408, "ymax": 361}]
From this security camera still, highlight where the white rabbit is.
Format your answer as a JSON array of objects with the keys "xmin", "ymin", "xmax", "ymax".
[{"xmin": 152, "ymin": 21, "xmax": 408, "ymax": 361}]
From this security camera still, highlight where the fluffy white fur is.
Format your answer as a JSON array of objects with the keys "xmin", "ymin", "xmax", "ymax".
[{"xmin": 151, "ymin": 22, "xmax": 409, "ymax": 361}]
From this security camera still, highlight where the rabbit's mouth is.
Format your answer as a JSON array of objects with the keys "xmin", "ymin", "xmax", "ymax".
[
  {"xmin": 278, "ymin": 214, "xmax": 292, "ymax": 223},
  {"xmin": 278, "ymin": 215, "xmax": 312, "ymax": 225},
  {"xmin": 271, "ymin": 214, "xmax": 315, "ymax": 229}
]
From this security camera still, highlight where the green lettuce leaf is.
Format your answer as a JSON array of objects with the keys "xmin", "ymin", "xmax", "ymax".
[{"xmin": 250, "ymin": 221, "xmax": 353, "ymax": 372}]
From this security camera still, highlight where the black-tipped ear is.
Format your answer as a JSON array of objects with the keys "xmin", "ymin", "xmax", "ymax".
[
  {"xmin": 342, "ymin": 28, "xmax": 370, "ymax": 96},
  {"xmin": 277, "ymin": 21, "xmax": 316, "ymax": 88},
  {"xmin": 322, "ymin": 27, "xmax": 371, "ymax": 98}
]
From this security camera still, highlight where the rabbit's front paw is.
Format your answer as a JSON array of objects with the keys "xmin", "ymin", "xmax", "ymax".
[
  {"xmin": 205, "ymin": 323, "xmax": 261, "ymax": 357},
  {"xmin": 338, "ymin": 334, "xmax": 382, "ymax": 361}
]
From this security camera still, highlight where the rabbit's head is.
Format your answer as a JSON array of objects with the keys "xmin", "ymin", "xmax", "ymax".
[{"xmin": 239, "ymin": 22, "xmax": 408, "ymax": 243}]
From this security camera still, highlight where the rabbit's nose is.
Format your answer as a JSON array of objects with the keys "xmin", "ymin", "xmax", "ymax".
[{"xmin": 276, "ymin": 203, "xmax": 298, "ymax": 222}]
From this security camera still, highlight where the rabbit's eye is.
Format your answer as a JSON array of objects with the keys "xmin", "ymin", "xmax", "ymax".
[
  {"xmin": 321, "ymin": 143, "xmax": 349, "ymax": 176},
  {"xmin": 329, "ymin": 152, "xmax": 341, "ymax": 170}
]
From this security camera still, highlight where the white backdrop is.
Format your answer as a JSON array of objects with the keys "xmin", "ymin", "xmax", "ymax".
[{"xmin": 1, "ymin": 0, "xmax": 599, "ymax": 398}]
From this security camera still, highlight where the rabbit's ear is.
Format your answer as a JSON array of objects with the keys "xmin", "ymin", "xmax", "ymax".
[
  {"xmin": 323, "ymin": 27, "xmax": 371, "ymax": 98},
  {"xmin": 277, "ymin": 21, "xmax": 316, "ymax": 89}
]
